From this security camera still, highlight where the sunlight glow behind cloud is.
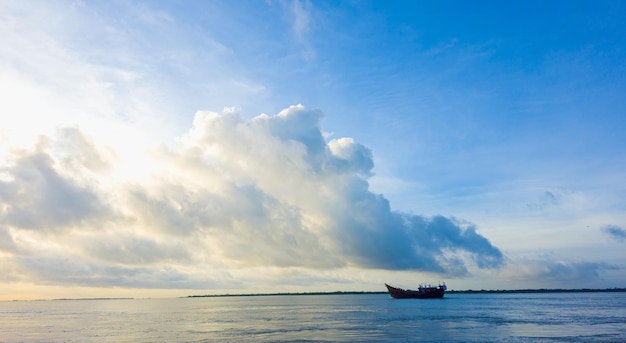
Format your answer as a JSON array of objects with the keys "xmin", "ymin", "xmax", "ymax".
[{"xmin": 0, "ymin": 105, "xmax": 504, "ymax": 291}]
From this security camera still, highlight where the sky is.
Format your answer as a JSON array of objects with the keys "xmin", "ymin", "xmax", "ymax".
[{"xmin": 1, "ymin": 0, "xmax": 625, "ymax": 300}]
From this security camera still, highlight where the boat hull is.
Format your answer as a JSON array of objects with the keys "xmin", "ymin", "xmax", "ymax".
[{"xmin": 385, "ymin": 283, "xmax": 445, "ymax": 299}]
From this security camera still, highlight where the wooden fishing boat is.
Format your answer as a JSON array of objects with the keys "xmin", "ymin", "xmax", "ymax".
[{"xmin": 385, "ymin": 283, "xmax": 446, "ymax": 299}]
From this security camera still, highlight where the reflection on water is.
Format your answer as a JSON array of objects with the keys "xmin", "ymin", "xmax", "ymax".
[{"xmin": 1, "ymin": 292, "xmax": 625, "ymax": 342}]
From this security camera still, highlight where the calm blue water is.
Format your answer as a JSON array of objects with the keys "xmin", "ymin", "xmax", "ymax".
[{"xmin": 1, "ymin": 292, "xmax": 625, "ymax": 342}]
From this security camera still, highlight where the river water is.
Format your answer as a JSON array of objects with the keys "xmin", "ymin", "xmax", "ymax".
[{"xmin": 1, "ymin": 292, "xmax": 624, "ymax": 342}]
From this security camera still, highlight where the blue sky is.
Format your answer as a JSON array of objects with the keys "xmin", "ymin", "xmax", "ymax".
[{"xmin": 1, "ymin": 1, "xmax": 625, "ymax": 299}]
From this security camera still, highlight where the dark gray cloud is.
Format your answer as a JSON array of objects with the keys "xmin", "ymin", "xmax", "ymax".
[{"xmin": 602, "ymin": 225, "xmax": 626, "ymax": 242}]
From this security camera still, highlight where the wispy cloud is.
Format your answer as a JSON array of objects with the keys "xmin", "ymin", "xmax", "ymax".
[
  {"xmin": 289, "ymin": 0, "xmax": 311, "ymax": 41},
  {"xmin": 280, "ymin": 0, "xmax": 315, "ymax": 60}
]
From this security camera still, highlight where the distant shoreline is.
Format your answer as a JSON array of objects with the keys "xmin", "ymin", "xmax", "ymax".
[
  {"xmin": 186, "ymin": 288, "xmax": 626, "ymax": 298},
  {"xmin": 5, "ymin": 288, "xmax": 624, "ymax": 302}
]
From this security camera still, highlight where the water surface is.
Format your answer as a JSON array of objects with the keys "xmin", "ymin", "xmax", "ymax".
[{"xmin": 1, "ymin": 292, "xmax": 624, "ymax": 342}]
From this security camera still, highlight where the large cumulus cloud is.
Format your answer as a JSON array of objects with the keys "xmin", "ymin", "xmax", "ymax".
[{"xmin": 0, "ymin": 105, "xmax": 504, "ymax": 289}]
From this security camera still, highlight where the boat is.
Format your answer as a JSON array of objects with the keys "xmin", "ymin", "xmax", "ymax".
[{"xmin": 385, "ymin": 283, "xmax": 446, "ymax": 299}]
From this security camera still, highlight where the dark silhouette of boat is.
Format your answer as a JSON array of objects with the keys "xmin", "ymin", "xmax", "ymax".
[{"xmin": 385, "ymin": 283, "xmax": 446, "ymax": 299}]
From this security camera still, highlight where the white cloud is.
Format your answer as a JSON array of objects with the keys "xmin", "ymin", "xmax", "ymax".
[
  {"xmin": 0, "ymin": 105, "xmax": 504, "ymax": 291},
  {"xmin": 328, "ymin": 137, "xmax": 374, "ymax": 176}
]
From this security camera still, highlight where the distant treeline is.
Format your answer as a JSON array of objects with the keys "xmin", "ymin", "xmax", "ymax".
[
  {"xmin": 187, "ymin": 288, "xmax": 625, "ymax": 298},
  {"xmin": 187, "ymin": 291, "xmax": 386, "ymax": 298}
]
